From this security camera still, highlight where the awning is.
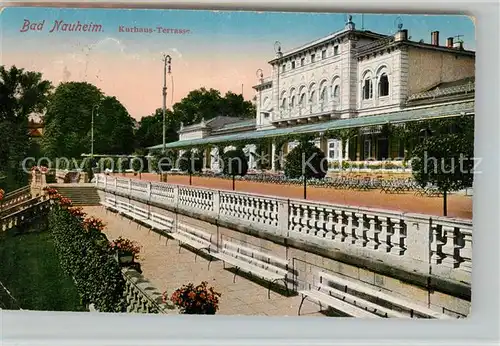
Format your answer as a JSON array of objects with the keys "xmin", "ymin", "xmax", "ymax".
[{"xmin": 147, "ymin": 100, "xmax": 474, "ymax": 150}]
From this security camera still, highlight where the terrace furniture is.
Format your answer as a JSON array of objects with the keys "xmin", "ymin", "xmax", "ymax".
[
  {"xmin": 210, "ymin": 240, "xmax": 289, "ymax": 299},
  {"xmin": 170, "ymin": 223, "xmax": 216, "ymax": 262},
  {"xmin": 298, "ymin": 271, "xmax": 451, "ymax": 319}
]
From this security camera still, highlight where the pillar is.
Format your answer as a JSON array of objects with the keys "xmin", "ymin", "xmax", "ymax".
[{"xmin": 271, "ymin": 140, "xmax": 276, "ymax": 171}]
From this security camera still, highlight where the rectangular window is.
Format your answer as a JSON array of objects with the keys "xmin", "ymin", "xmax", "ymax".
[
  {"xmin": 322, "ymin": 50, "xmax": 326, "ymax": 59},
  {"xmin": 301, "ymin": 58, "xmax": 305, "ymax": 66},
  {"xmin": 334, "ymin": 45, "xmax": 339, "ymax": 55},
  {"xmin": 291, "ymin": 61, "xmax": 296, "ymax": 69},
  {"xmin": 282, "ymin": 64, "xmax": 285, "ymax": 73},
  {"xmin": 311, "ymin": 54, "xmax": 316, "ymax": 63},
  {"xmin": 363, "ymin": 79, "xmax": 373, "ymax": 100},
  {"xmin": 364, "ymin": 139, "xmax": 372, "ymax": 159}
]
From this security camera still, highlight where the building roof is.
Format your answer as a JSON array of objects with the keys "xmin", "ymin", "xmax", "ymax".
[
  {"xmin": 148, "ymin": 100, "xmax": 474, "ymax": 150},
  {"xmin": 211, "ymin": 119, "xmax": 256, "ymax": 134},
  {"xmin": 408, "ymin": 77, "xmax": 475, "ymax": 104},
  {"xmin": 179, "ymin": 116, "xmax": 247, "ymax": 133},
  {"xmin": 269, "ymin": 29, "xmax": 387, "ymax": 64}
]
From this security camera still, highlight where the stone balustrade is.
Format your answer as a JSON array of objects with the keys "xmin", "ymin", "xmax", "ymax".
[
  {"xmin": 122, "ymin": 268, "xmax": 179, "ymax": 314},
  {"xmin": 0, "ymin": 196, "xmax": 52, "ymax": 233},
  {"xmin": 0, "ymin": 186, "xmax": 32, "ymax": 215},
  {"xmin": 95, "ymin": 174, "xmax": 472, "ymax": 286}
]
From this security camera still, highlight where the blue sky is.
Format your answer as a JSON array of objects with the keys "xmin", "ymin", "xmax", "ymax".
[
  {"xmin": 2, "ymin": 8, "xmax": 476, "ymax": 52},
  {"xmin": 0, "ymin": 8, "xmax": 475, "ymax": 118}
]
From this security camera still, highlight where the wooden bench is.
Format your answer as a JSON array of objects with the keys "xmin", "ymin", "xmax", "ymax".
[
  {"xmin": 143, "ymin": 211, "xmax": 174, "ymax": 234},
  {"xmin": 300, "ymin": 271, "xmax": 451, "ymax": 319},
  {"xmin": 170, "ymin": 223, "xmax": 216, "ymax": 261},
  {"xmin": 210, "ymin": 240, "xmax": 289, "ymax": 298}
]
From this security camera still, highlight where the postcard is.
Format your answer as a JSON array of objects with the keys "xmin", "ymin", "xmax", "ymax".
[{"xmin": 0, "ymin": 7, "xmax": 474, "ymax": 319}]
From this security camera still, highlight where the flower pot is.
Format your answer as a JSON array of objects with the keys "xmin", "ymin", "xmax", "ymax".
[{"xmin": 115, "ymin": 250, "xmax": 134, "ymax": 265}]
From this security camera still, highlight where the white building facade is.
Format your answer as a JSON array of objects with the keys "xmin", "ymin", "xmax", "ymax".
[{"xmin": 149, "ymin": 17, "xmax": 475, "ymax": 173}]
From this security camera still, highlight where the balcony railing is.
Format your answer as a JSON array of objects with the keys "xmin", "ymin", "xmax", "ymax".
[{"xmin": 276, "ymin": 102, "xmax": 340, "ymax": 121}]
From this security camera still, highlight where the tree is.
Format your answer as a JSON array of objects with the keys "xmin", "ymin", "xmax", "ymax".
[
  {"xmin": 0, "ymin": 65, "xmax": 53, "ymax": 191},
  {"xmin": 93, "ymin": 96, "xmax": 136, "ymax": 155},
  {"xmin": 219, "ymin": 91, "xmax": 256, "ymax": 119},
  {"xmin": 135, "ymin": 108, "xmax": 178, "ymax": 150},
  {"xmin": 172, "ymin": 88, "xmax": 224, "ymax": 125},
  {"xmin": 42, "ymin": 82, "xmax": 103, "ymax": 158},
  {"xmin": 42, "ymin": 83, "xmax": 135, "ymax": 159},
  {"xmin": 178, "ymin": 150, "xmax": 203, "ymax": 173},
  {"xmin": 410, "ymin": 116, "xmax": 474, "ymax": 216},
  {"xmin": 222, "ymin": 149, "xmax": 248, "ymax": 190},
  {"xmin": 284, "ymin": 140, "xmax": 328, "ymax": 180}
]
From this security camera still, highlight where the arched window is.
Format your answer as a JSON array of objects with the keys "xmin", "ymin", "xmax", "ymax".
[
  {"xmin": 299, "ymin": 93, "xmax": 306, "ymax": 107},
  {"xmin": 320, "ymin": 88, "xmax": 328, "ymax": 103},
  {"xmin": 333, "ymin": 85, "xmax": 340, "ymax": 99},
  {"xmin": 363, "ymin": 78, "xmax": 373, "ymax": 100},
  {"xmin": 291, "ymin": 95, "xmax": 296, "ymax": 107},
  {"xmin": 281, "ymin": 97, "xmax": 287, "ymax": 109},
  {"xmin": 378, "ymin": 73, "xmax": 389, "ymax": 97},
  {"xmin": 309, "ymin": 90, "xmax": 316, "ymax": 105}
]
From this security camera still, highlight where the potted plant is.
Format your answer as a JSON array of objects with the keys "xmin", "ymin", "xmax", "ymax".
[
  {"xmin": 109, "ymin": 236, "xmax": 141, "ymax": 265},
  {"xmin": 165, "ymin": 281, "xmax": 221, "ymax": 315}
]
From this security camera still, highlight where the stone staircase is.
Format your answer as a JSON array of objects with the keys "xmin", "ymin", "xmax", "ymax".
[{"xmin": 49, "ymin": 184, "xmax": 101, "ymax": 206}]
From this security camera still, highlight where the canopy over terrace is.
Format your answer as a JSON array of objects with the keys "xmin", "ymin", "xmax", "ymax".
[{"xmin": 147, "ymin": 100, "xmax": 474, "ymax": 151}]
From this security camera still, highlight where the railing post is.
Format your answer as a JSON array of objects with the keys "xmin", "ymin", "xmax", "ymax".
[
  {"xmin": 213, "ymin": 190, "xmax": 220, "ymax": 218},
  {"xmin": 147, "ymin": 182, "xmax": 152, "ymax": 202},
  {"xmin": 173, "ymin": 185, "xmax": 179, "ymax": 208},
  {"xmin": 404, "ymin": 214, "xmax": 432, "ymax": 273},
  {"xmin": 277, "ymin": 198, "xmax": 289, "ymax": 237}
]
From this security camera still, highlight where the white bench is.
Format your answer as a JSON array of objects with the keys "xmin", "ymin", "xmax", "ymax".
[
  {"xmin": 129, "ymin": 204, "xmax": 149, "ymax": 223},
  {"xmin": 210, "ymin": 240, "xmax": 289, "ymax": 298},
  {"xmin": 143, "ymin": 211, "xmax": 174, "ymax": 234},
  {"xmin": 170, "ymin": 223, "xmax": 216, "ymax": 261},
  {"xmin": 100, "ymin": 197, "xmax": 116, "ymax": 212},
  {"xmin": 115, "ymin": 200, "xmax": 135, "ymax": 220},
  {"xmin": 299, "ymin": 271, "xmax": 451, "ymax": 319},
  {"xmin": 298, "ymin": 272, "xmax": 404, "ymax": 318}
]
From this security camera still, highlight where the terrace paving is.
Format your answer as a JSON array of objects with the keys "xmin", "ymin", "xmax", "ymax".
[
  {"xmin": 83, "ymin": 206, "xmax": 325, "ymax": 317},
  {"xmin": 110, "ymin": 173, "xmax": 472, "ymax": 220}
]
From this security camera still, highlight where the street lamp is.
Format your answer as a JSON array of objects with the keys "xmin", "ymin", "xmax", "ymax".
[
  {"xmin": 274, "ymin": 41, "xmax": 282, "ymax": 121},
  {"xmin": 91, "ymin": 103, "xmax": 100, "ymax": 160},
  {"xmin": 162, "ymin": 54, "xmax": 172, "ymax": 154}
]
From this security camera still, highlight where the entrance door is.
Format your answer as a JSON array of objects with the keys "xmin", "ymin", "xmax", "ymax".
[{"xmin": 377, "ymin": 138, "xmax": 389, "ymax": 160}]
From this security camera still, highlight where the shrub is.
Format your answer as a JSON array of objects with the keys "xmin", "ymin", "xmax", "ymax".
[
  {"xmin": 109, "ymin": 236, "xmax": 141, "ymax": 256},
  {"xmin": 48, "ymin": 197, "xmax": 126, "ymax": 312},
  {"xmin": 165, "ymin": 281, "xmax": 221, "ymax": 314},
  {"xmin": 178, "ymin": 150, "xmax": 203, "ymax": 173},
  {"xmin": 222, "ymin": 149, "xmax": 248, "ymax": 177},
  {"xmin": 284, "ymin": 141, "xmax": 327, "ymax": 179}
]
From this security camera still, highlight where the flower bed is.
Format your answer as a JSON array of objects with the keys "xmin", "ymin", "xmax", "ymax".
[{"xmin": 164, "ymin": 281, "xmax": 221, "ymax": 315}]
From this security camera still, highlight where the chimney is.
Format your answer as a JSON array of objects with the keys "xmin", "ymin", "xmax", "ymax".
[
  {"xmin": 394, "ymin": 29, "xmax": 408, "ymax": 42},
  {"xmin": 431, "ymin": 31, "xmax": 439, "ymax": 46},
  {"xmin": 446, "ymin": 37, "xmax": 454, "ymax": 48}
]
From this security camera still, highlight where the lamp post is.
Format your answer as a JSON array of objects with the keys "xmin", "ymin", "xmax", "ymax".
[
  {"xmin": 274, "ymin": 41, "xmax": 282, "ymax": 121},
  {"xmin": 91, "ymin": 103, "xmax": 100, "ymax": 161},
  {"xmin": 162, "ymin": 54, "xmax": 172, "ymax": 154}
]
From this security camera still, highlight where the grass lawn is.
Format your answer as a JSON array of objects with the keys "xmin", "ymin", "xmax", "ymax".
[{"xmin": 0, "ymin": 231, "xmax": 87, "ymax": 311}]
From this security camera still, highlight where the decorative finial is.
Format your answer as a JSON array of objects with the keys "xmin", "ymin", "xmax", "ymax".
[{"xmin": 348, "ymin": 15, "xmax": 352, "ymax": 22}]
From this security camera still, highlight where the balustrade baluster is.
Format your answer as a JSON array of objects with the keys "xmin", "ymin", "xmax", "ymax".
[
  {"xmin": 324, "ymin": 210, "xmax": 335, "ymax": 240},
  {"xmin": 366, "ymin": 215, "xmax": 378, "ymax": 250},
  {"xmin": 354, "ymin": 213, "xmax": 367, "ymax": 247},
  {"xmin": 459, "ymin": 231, "xmax": 472, "ymax": 272},
  {"xmin": 379, "ymin": 217, "xmax": 391, "ymax": 253},
  {"xmin": 441, "ymin": 226, "xmax": 457, "ymax": 268},
  {"xmin": 334, "ymin": 210, "xmax": 344, "ymax": 242},
  {"xmin": 344, "ymin": 212, "xmax": 354, "ymax": 244},
  {"xmin": 309, "ymin": 207, "xmax": 318, "ymax": 236},
  {"xmin": 389, "ymin": 218, "xmax": 405, "ymax": 255},
  {"xmin": 316, "ymin": 208, "xmax": 326, "ymax": 239}
]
